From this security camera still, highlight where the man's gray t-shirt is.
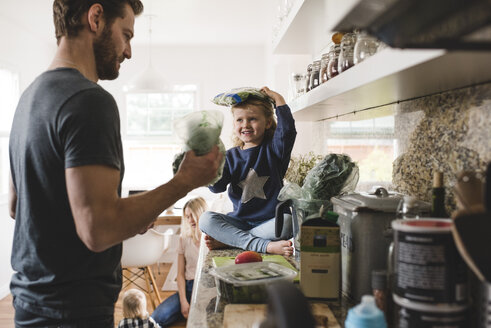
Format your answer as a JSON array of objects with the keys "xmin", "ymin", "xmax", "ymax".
[{"xmin": 9, "ymin": 68, "xmax": 124, "ymax": 319}]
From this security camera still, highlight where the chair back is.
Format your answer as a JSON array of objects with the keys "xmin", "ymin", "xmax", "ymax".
[{"xmin": 121, "ymin": 229, "xmax": 167, "ymax": 268}]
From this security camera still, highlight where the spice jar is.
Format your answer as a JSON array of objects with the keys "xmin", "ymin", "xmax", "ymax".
[
  {"xmin": 320, "ymin": 51, "xmax": 330, "ymax": 84},
  {"xmin": 305, "ymin": 64, "xmax": 313, "ymax": 92},
  {"xmin": 338, "ymin": 32, "xmax": 356, "ymax": 73},
  {"xmin": 354, "ymin": 31, "xmax": 379, "ymax": 65},
  {"xmin": 308, "ymin": 60, "xmax": 321, "ymax": 91},
  {"xmin": 327, "ymin": 44, "xmax": 341, "ymax": 79}
]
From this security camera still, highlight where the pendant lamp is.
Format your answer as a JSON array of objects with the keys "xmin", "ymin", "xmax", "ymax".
[{"xmin": 124, "ymin": 15, "xmax": 166, "ymax": 93}]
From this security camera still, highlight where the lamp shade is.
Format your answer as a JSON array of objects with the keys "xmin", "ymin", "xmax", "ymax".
[{"xmin": 123, "ymin": 64, "xmax": 166, "ymax": 93}]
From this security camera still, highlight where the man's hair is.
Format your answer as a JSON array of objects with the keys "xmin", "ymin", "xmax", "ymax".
[
  {"xmin": 122, "ymin": 289, "xmax": 148, "ymax": 319},
  {"xmin": 53, "ymin": 0, "xmax": 144, "ymax": 43},
  {"xmin": 231, "ymin": 97, "xmax": 277, "ymax": 148}
]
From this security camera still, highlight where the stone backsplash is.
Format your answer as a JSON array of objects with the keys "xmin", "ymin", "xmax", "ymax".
[{"xmin": 392, "ymin": 83, "xmax": 490, "ymax": 213}]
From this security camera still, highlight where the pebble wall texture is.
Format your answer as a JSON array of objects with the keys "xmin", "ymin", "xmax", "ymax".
[{"xmin": 392, "ymin": 83, "xmax": 491, "ymax": 213}]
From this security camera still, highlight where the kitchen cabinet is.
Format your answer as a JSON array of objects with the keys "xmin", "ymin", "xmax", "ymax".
[{"xmin": 273, "ymin": 0, "xmax": 491, "ymax": 122}]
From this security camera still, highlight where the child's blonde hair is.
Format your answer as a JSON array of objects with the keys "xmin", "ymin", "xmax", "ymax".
[
  {"xmin": 231, "ymin": 97, "xmax": 277, "ymax": 148},
  {"xmin": 181, "ymin": 197, "xmax": 208, "ymax": 243},
  {"xmin": 122, "ymin": 289, "xmax": 148, "ymax": 319}
]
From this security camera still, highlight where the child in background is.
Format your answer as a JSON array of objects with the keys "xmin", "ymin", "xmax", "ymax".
[
  {"xmin": 199, "ymin": 86, "xmax": 296, "ymax": 256},
  {"xmin": 118, "ymin": 289, "xmax": 161, "ymax": 328},
  {"xmin": 151, "ymin": 197, "xmax": 208, "ymax": 327}
]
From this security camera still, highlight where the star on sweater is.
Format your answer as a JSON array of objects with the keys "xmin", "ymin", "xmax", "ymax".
[{"xmin": 238, "ymin": 168, "xmax": 269, "ymax": 203}]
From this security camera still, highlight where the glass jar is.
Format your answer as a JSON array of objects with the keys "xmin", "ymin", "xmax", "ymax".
[
  {"xmin": 354, "ymin": 31, "xmax": 379, "ymax": 65},
  {"xmin": 308, "ymin": 60, "xmax": 321, "ymax": 91},
  {"xmin": 338, "ymin": 32, "xmax": 356, "ymax": 73},
  {"xmin": 327, "ymin": 44, "xmax": 341, "ymax": 79},
  {"xmin": 320, "ymin": 51, "xmax": 330, "ymax": 84},
  {"xmin": 290, "ymin": 73, "xmax": 306, "ymax": 99},
  {"xmin": 305, "ymin": 64, "xmax": 312, "ymax": 92}
]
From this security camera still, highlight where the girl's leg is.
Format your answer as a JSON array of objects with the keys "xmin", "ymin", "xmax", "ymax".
[
  {"xmin": 249, "ymin": 214, "xmax": 294, "ymax": 255},
  {"xmin": 199, "ymin": 211, "xmax": 270, "ymax": 252},
  {"xmin": 151, "ymin": 292, "xmax": 182, "ymax": 327},
  {"xmin": 248, "ymin": 214, "xmax": 293, "ymax": 240}
]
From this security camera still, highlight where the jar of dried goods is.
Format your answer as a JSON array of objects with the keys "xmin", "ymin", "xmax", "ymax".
[{"xmin": 338, "ymin": 32, "xmax": 357, "ymax": 73}]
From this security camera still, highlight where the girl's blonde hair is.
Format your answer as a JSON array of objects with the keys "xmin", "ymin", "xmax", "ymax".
[
  {"xmin": 181, "ymin": 197, "xmax": 208, "ymax": 244},
  {"xmin": 231, "ymin": 97, "xmax": 277, "ymax": 148},
  {"xmin": 122, "ymin": 289, "xmax": 148, "ymax": 319}
]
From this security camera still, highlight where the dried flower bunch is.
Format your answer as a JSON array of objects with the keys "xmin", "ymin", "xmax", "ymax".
[{"xmin": 284, "ymin": 152, "xmax": 323, "ymax": 187}]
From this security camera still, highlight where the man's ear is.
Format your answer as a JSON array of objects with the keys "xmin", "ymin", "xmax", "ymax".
[
  {"xmin": 266, "ymin": 118, "xmax": 273, "ymax": 129},
  {"xmin": 87, "ymin": 3, "xmax": 104, "ymax": 33}
]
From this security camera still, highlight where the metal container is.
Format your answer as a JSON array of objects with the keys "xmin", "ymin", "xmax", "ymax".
[{"xmin": 331, "ymin": 187, "xmax": 430, "ymax": 302}]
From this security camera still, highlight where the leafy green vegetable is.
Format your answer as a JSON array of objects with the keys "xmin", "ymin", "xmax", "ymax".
[{"xmin": 172, "ymin": 110, "xmax": 226, "ymax": 185}]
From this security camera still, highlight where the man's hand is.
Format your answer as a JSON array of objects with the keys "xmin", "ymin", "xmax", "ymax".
[{"xmin": 174, "ymin": 145, "xmax": 223, "ymax": 189}]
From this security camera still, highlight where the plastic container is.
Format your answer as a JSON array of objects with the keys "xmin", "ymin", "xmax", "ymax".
[
  {"xmin": 345, "ymin": 295, "xmax": 387, "ymax": 328},
  {"xmin": 210, "ymin": 262, "xmax": 297, "ymax": 303}
]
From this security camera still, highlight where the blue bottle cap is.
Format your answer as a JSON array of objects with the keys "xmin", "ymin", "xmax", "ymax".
[{"xmin": 345, "ymin": 295, "xmax": 387, "ymax": 328}]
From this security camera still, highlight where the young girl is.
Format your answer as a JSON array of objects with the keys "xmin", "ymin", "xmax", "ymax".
[
  {"xmin": 118, "ymin": 289, "xmax": 161, "ymax": 328},
  {"xmin": 199, "ymin": 86, "xmax": 296, "ymax": 256},
  {"xmin": 151, "ymin": 197, "xmax": 207, "ymax": 327}
]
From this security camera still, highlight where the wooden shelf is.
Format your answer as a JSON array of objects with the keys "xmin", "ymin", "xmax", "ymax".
[{"xmin": 289, "ymin": 48, "xmax": 491, "ymax": 121}]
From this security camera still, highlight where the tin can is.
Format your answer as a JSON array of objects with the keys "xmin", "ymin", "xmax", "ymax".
[
  {"xmin": 392, "ymin": 219, "xmax": 467, "ymax": 304},
  {"xmin": 393, "ymin": 294, "xmax": 468, "ymax": 328}
]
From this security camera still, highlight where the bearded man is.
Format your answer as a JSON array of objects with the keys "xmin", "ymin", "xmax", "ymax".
[{"xmin": 8, "ymin": 1, "xmax": 222, "ymax": 327}]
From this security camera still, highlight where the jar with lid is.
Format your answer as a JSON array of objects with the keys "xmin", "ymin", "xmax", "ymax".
[
  {"xmin": 320, "ymin": 51, "xmax": 330, "ymax": 84},
  {"xmin": 290, "ymin": 73, "xmax": 306, "ymax": 99},
  {"xmin": 308, "ymin": 60, "xmax": 321, "ymax": 91},
  {"xmin": 305, "ymin": 64, "xmax": 313, "ymax": 92},
  {"xmin": 338, "ymin": 32, "xmax": 357, "ymax": 73},
  {"xmin": 327, "ymin": 44, "xmax": 341, "ymax": 79},
  {"xmin": 354, "ymin": 31, "xmax": 379, "ymax": 65}
]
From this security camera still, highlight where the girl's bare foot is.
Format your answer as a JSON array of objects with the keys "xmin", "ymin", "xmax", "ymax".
[
  {"xmin": 204, "ymin": 234, "xmax": 230, "ymax": 250},
  {"xmin": 266, "ymin": 240, "xmax": 293, "ymax": 256}
]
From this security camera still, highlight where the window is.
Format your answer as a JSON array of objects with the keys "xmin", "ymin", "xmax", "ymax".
[
  {"xmin": 0, "ymin": 67, "xmax": 19, "ymax": 195},
  {"xmin": 126, "ymin": 85, "xmax": 196, "ymax": 136},
  {"xmin": 326, "ymin": 116, "xmax": 395, "ymax": 191},
  {"xmin": 123, "ymin": 85, "xmax": 197, "ymax": 192}
]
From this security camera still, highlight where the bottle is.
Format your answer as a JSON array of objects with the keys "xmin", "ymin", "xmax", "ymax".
[
  {"xmin": 431, "ymin": 171, "xmax": 448, "ymax": 218},
  {"xmin": 345, "ymin": 295, "xmax": 388, "ymax": 328}
]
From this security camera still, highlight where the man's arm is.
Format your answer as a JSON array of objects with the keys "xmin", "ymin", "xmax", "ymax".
[
  {"xmin": 66, "ymin": 147, "xmax": 222, "ymax": 252},
  {"xmin": 9, "ymin": 174, "xmax": 16, "ymax": 219}
]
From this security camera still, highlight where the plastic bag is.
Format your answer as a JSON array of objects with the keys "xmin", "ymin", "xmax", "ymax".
[
  {"xmin": 212, "ymin": 87, "xmax": 275, "ymax": 107},
  {"xmin": 278, "ymin": 153, "xmax": 359, "ymax": 211},
  {"xmin": 172, "ymin": 110, "xmax": 226, "ymax": 185},
  {"xmin": 302, "ymin": 153, "xmax": 359, "ymax": 200}
]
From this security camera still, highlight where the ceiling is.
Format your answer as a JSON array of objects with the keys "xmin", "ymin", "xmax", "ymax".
[{"xmin": 2, "ymin": 0, "xmax": 276, "ymax": 47}]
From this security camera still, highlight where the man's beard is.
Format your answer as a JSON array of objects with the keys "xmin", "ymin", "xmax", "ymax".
[{"xmin": 93, "ymin": 25, "xmax": 121, "ymax": 80}]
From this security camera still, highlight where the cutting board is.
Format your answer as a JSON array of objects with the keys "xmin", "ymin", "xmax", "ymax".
[
  {"xmin": 212, "ymin": 255, "xmax": 299, "ymax": 282},
  {"xmin": 222, "ymin": 303, "xmax": 339, "ymax": 328}
]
